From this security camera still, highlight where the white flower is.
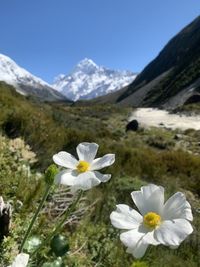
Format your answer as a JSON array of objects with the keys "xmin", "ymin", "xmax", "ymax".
[
  {"xmin": 53, "ymin": 142, "xmax": 115, "ymax": 191},
  {"xmin": 8, "ymin": 253, "xmax": 29, "ymax": 267},
  {"xmin": 110, "ymin": 184, "xmax": 193, "ymax": 259}
]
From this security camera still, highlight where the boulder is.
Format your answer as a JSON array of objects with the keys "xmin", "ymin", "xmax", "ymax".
[
  {"xmin": 0, "ymin": 197, "xmax": 12, "ymax": 239},
  {"xmin": 126, "ymin": 119, "xmax": 139, "ymax": 132}
]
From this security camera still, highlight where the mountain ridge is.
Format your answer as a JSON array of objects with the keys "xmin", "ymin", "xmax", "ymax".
[
  {"xmin": 92, "ymin": 16, "xmax": 200, "ymax": 109},
  {"xmin": 53, "ymin": 58, "xmax": 137, "ymax": 101},
  {"xmin": 0, "ymin": 53, "xmax": 69, "ymax": 102},
  {"xmin": 118, "ymin": 15, "xmax": 200, "ymax": 108}
]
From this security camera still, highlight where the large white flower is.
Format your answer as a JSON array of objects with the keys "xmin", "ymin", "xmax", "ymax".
[
  {"xmin": 53, "ymin": 142, "xmax": 115, "ymax": 191},
  {"xmin": 8, "ymin": 253, "xmax": 29, "ymax": 267},
  {"xmin": 110, "ymin": 184, "xmax": 193, "ymax": 259}
]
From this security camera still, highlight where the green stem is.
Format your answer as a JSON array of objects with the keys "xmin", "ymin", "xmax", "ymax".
[
  {"xmin": 31, "ymin": 190, "xmax": 83, "ymax": 257},
  {"xmin": 20, "ymin": 184, "xmax": 51, "ymax": 253}
]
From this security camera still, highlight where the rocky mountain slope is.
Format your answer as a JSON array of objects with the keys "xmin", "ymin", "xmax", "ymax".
[
  {"xmin": 0, "ymin": 54, "xmax": 67, "ymax": 101},
  {"xmin": 96, "ymin": 16, "xmax": 200, "ymax": 109},
  {"xmin": 53, "ymin": 58, "xmax": 136, "ymax": 101}
]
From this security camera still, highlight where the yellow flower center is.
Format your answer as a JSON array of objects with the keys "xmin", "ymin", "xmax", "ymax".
[
  {"xmin": 143, "ymin": 212, "xmax": 161, "ymax": 229},
  {"xmin": 76, "ymin": 161, "xmax": 90, "ymax": 173}
]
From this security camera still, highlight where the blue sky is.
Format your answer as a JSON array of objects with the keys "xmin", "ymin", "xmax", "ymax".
[{"xmin": 0, "ymin": 0, "xmax": 200, "ymax": 83}]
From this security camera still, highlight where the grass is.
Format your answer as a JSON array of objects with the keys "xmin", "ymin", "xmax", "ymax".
[{"xmin": 0, "ymin": 83, "xmax": 200, "ymax": 266}]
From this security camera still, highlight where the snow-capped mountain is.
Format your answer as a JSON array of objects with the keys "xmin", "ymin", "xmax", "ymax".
[
  {"xmin": 0, "ymin": 54, "xmax": 67, "ymax": 101},
  {"xmin": 53, "ymin": 58, "xmax": 137, "ymax": 101}
]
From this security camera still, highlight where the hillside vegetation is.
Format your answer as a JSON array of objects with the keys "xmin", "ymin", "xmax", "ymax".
[{"xmin": 0, "ymin": 83, "xmax": 200, "ymax": 266}]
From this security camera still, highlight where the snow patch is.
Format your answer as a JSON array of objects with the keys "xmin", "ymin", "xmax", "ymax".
[{"xmin": 0, "ymin": 53, "xmax": 51, "ymax": 87}]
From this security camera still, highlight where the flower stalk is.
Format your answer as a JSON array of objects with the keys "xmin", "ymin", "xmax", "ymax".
[
  {"xmin": 31, "ymin": 190, "xmax": 83, "ymax": 257},
  {"xmin": 19, "ymin": 184, "xmax": 51, "ymax": 253},
  {"xmin": 20, "ymin": 164, "xmax": 58, "ymax": 253}
]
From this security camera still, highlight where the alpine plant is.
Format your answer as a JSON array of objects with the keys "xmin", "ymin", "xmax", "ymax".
[
  {"xmin": 110, "ymin": 184, "xmax": 193, "ymax": 258},
  {"xmin": 53, "ymin": 142, "xmax": 115, "ymax": 191}
]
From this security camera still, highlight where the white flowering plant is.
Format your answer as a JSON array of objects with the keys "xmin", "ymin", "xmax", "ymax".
[
  {"xmin": 53, "ymin": 142, "xmax": 115, "ymax": 191},
  {"xmin": 8, "ymin": 142, "xmax": 115, "ymax": 266},
  {"xmin": 110, "ymin": 184, "xmax": 193, "ymax": 258},
  {"xmin": 4, "ymin": 142, "xmax": 196, "ymax": 267}
]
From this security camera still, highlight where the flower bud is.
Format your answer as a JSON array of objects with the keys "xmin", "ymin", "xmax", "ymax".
[{"xmin": 44, "ymin": 164, "xmax": 58, "ymax": 185}]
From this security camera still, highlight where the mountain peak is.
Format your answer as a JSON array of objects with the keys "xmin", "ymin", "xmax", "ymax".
[
  {"xmin": 53, "ymin": 59, "xmax": 137, "ymax": 101},
  {"xmin": 75, "ymin": 58, "xmax": 99, "ymax": 74},
  {"xmin": 0, "ymin": 53, "xmax": 67, "ymax": 101},
  {"xmin": 78, "ymin": 58, "xmax": 96, "ymax": 66}
]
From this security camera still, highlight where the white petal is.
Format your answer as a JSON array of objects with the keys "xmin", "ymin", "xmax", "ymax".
[
  {"xmin": 55, "ymin": 170, "xmax": 77, "ymax": 186},
  {"xmin": 72, "ymin": 171, "xmax": 100, "ymax": 191},
  {"xmin": 142, "ymin": 230, "xmax": 160, "ymax": 245},
  {"xmin": 120, "ymin": 227, "xmax": 146, "ymax": 248},
  {"xmin": 93, "ymin": 171, "xmax": 111, "ymax": 182},
  {"xmin": 163, "ymin": 192, "xmax": 193, "ymax": 221},
  {"xmin": 76, "ymin": 142, "xmax": 99, "ymax": 163},
  {"xmin": 119, "ymin": 223, "xmax": 159, "ymax": 246},
  {"xmin": 154, "ymin": 219, "xmax": 193, "ymax": 246},
  {"xmin": 142, "ymin": 184, "xmax": 163, "ymax": 198},
  {"xmin": 53, "ymin": 151, "xmax": 78, "ymax": 169},
  {"xmin": 127, "ymin": 239, "xmax": 149, "ymax": 259},
  {"xmin": 126, "ymin": 239, "xmax": 149, "ymax": 259},
  {"xmin": 110, "ymin": 204, "xmax": 142, "ymax": 229},
  {"xmin": 9, "ymin": 253, "xmax": 29, "ymax": 267},
  {"xmin": 131, "ymin": 184, "xmax": 164, "ymax": 215},
  {"xmin": 120, "ymin": 226, "xmax": 148, "ymax": 258},
  {"xmin": 90, "ymin": 154, "xmax": 115, "ymax": 170}
]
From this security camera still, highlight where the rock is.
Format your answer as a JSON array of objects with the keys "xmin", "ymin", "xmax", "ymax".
[
  {"xmin": 174, "ymin": 134, "xmax": 184, "ymax": 140},
  {"xmin": 126, "ymin": 120, "xmax": 139, "ymax": 132},
  {"xmin": 0, "ymin": 196, "xmax": 12, "ymax": 239}
]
